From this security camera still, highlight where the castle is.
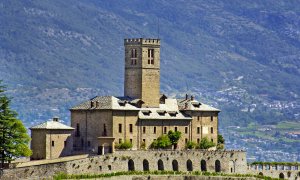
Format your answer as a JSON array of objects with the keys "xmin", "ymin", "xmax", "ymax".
[
  {"xmin": 30, "ymin": 38, "xmax": 220, "ymax": 159},
  {"xmin": 14, "ymin": 38, "xmax": 298, "ymax": 180}
]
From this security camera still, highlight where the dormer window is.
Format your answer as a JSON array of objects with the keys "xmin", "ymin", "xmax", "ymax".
[
  {"xmin": 118, "ymin": 100, "xmax": 127, "ymax": 106},
  {"xmin": 191, "ymin": 102, "xmax": 201, "ymax": 108},
  {"xmin": 148, "ymin": 49, "xmax": 154, "ymax": 64},
  {"xmin": 131, "ymin": 49, "xmax": 137, "ymax": 65},
  {"xmin": 157, "ymin": 110, "xmax": 166, "ymax": 116},
  {"xmin": 168, "ymin": 111, "xmax": 178, "ymax": 117},
  {"xmin": 142, "ymin": 110, "xmax": 151, "ymax": 116}
]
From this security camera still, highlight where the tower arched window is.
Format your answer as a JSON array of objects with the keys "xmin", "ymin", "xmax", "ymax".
[{"xmin": 131, "ymin": 49, "xmax": 137, "ymax": 65}]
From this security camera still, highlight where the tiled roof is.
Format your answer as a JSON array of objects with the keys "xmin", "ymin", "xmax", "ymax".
[
  {"xmin": 30, "ymin": 120, "xmax": 74, "ymax": 130},
  {"xmin": 177, "ymin": 99, "xmax": 220, "ymax": 112}
]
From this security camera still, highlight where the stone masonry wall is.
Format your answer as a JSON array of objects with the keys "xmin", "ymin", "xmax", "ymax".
[{"xmin": 2, "ymin": 150, "xmax": 246, "ymax": 180}]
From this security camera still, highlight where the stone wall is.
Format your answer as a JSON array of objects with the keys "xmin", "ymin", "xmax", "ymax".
[
  {"xmin": 2, "ymin": 150, "xmax": 247, "ymax": 179},
  {"xmin": 248, "ymin": 164, "xmax": 300, "ymax": 180}
]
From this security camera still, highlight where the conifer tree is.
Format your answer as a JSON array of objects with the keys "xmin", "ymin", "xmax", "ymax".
[{"xmin": 0, "ymin": 81, "xmax": 31, "ymax": 174}]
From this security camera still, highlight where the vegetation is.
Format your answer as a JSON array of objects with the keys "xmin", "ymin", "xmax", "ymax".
[
  {"xmin": 0, "ymin": 81, "xmax": 32, "ymax": 171},
  {"xmin": 150, "ymin": 135, "xmax": 172, "ymax": 149},
  {"xmin": 115, "ymin": 140, "xmax": 132, "ymax": 150},
  {"xmin": 185, "ymin": 141, "xmax": 196, "ymax": 149},
  {"xmin": 251, "ymin": 161, "xmax": 300, "ymax": 166},
  {"xmin": 196, "ymin": 137, "xmax": 216, "ymax": 149},
  {"xmin": 53, "ymin": 170, "xmax": 281, "ymax": 180},
  {"xmin": 167, "ymin": 130, "xmax": 182, "ymax": 149},
  {"xmin": 217, "ymin": 134, "xmax": 225, "ymax": 150}
]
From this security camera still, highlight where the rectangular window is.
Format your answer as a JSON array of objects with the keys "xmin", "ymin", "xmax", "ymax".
[
  {"xmin": 148, "ymin": 49, "xmax": 154, "ymax": 64},
  {"xmin": 129, "ymin": 124, "xmax": 133, "ymax": 133},
  {"xmin": 52, "ymin": 141, "xmax": 54, "ymax": 147},
  {"xmin": 211, "ymin": 138, "xmax": 213, "ymax": 142},
  {"xmin": 185, "ymin": 127, "xmax": 188, "ymax": 134},
  {"xmin": 185, "ymin": 138, "xmax": 188, "ymax": 144},
  {"xmin": 130, "ymin": 139, "xmax": 132, "ymax": 144},
  {"xmin": 143, "ymin": 126, "xmax": 146, "ymax": 134},
  {"xmin": 131, "ymin": 49, "xmax": 137, "ymax": 65},
  {"xmin": 211, "ymin": 127, "xmax": 214, "ymax": 134},
  {"xmin": 175, "ymin": 127, "xmax": 178, "ymax": 132},
  {"xmin": 76, "ymin": 123, "xmax": 80, "ymax": 137},
  {"xmin": 154, "ymin": 126, "xmax": 156, "ymax": 134},
  {"xmin": 211, "ymin": 116, "xmax": 213, "ymax": 121},
  {"xmin": 197, "ymin": 127, "xmax": 200, "ymax": 134},
  {"xmin": 118, "ymin": 124, "xmax": 122, "ymax": 133},
  {"xmin": 164, "ymin": 127, "xmax": 167, "ymax": 134},
  {"xmin": 197, "ymin": 116, "xmax": 200, "ymax": 120},
  {"xmin": 119, "ymin": 138, "xmax": 122, "ymax": 143},
  {"xmin": 88, "ymin": 141, "xmax": 91, "ymax": 147},
  {"xmin": 143, "ymin": 139, "xmax": 146, "ymax": 143},
  {"xmin": 197, "ymin": 138, "xmax": 200, "ymax": 144}
]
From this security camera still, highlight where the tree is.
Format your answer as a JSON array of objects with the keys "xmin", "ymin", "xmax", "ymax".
[
  {"xmin": 0, "ymin": 81, "xmax": 31, "ymax": 173},
  {"xmin": 115, "ymin": 139, "xmax": 132, "ymax": 150},
  {"xmin": 217, "ymin": 134, "xmax": 225, "ymax": 150},
  {"xmin": 167, "ymin": 130, "xmax": 182, "ymax": 149},
  {"xmin": 185, "ymin": 141, "xmax": 196, "ymax": 149},
  {"xmin": 150, "ymin": 135, "xmax": 172, "ymax": 149},
  {"xmin": 197, "ymin": 137, "xmax": 215, "ymax": 149}
]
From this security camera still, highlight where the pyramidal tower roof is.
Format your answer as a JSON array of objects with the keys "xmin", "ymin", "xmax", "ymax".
[{"xmin": 30, "ymin": 117, "xmax": 74, "ymax": 130}]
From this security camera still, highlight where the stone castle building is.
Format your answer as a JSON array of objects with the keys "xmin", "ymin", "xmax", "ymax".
[
  {"xmin": 30, "ymin": 38, "xmax": 220, "ymax": 159},
  {"xmin": 70, "ymin": 38, "xmax": 220, "ymax": 155}
]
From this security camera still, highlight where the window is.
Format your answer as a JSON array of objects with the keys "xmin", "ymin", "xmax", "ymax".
[
  {"xmin": 211, "ymin": 127, "xmax": 214, "ymax": 134},
  {"xmin": 143, "ymin": 126, "xmax": 146, "ymax": 134},
  {"xmin": 119, "ymin": 139, "xmax": 122, "ymax": 143},
  {"xmin": 164, "ymin": 127, "xmax": 167, "ymax": 134},
  {"xmin": 197, "ymin": 127, "xmax": 200, "ymax": 134},
  {"xmin": 129, "ymin": 124, "xmax": 133, "ymax": 133},
  {"xmin": 75, "ymin": 123, "xmax": 80, "ymax": 137},
  {"xmin": 130, "ymin": 139, "xmax": 133, "ymax": 144},
  {"xmin": 185, "ymin": 127, "xmax": 188, "ymax": 134},
  {"xmin": 211, "ymin": 116, "xmax": 213, "ymax": 121},
  {"xmin": 108, "ymin": 165, "xmax": 112, "ymax": 170},
  {"xmin": 88, "ymin": 141, "xmax": 91, "ymax": 147},
  {"xmin": 143, "ymin": 139, "xmax": 146, "ymax": 143},
  {"xmin": 119, "ymin": 124, "xmax": 122, "ymax": 133},
  {"xmin": 197, "ymin": 116, "xmax": 200, "ymax": 120},
  {"xmin": 64, "ymin": 141, "xmax": 67, "ymax": 147},
  {"xmin": 131, "ymin": 49, "xmax": 137, "ymax": 65},
  {"xmin": 211, "ymin": 138, "xmax": 214, "ymax": 142},
  {"xmin": 175, "ymin": 127, "xmax": 178, "ymax": 132},
  {"xmin": 148, "ymin": 49, "xmax": 154, "ymax": 64},
  {"xmin": 197, "ymin": 138, "xmax": 200, "ymax": 144},
  {"xmin": 185, "ymin": 138, "xmax": 188, "ymax": 144},
  {"xmin": 154, "ymin": 126, "xmax": 156, "ymax": 134},
  {"xmin": 52, "ymin": 141, "xmax": 54, "ymax": 147},
  {"xmin": 103, "ymin": 124, "xmax": 107, "ymax": 136}
]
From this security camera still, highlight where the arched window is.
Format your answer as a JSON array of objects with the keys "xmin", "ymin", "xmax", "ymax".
[
  {"xmin": 279, "ymin": 173, "xmax": 284, "ymax": 179},
  {"xmin": 187, "ymin": 159, "xmax": 193, "ymax": 171},
  {"xmin": 215, "ymin": 160, "xmax": 221, "ymax": 172},
  {"xmin": 143, "ymin": 159, "xmax": 149, "ymax": 171},
  {"xmin": 158, "ymin": 159, "xmax": 164, "ymax": 171},
  {"xmin": 128, "ymin": 159, "xmax": 135, "ymax": 171},
  {"xmin": 201, "ymin": 160, "xmax": 207, "ymax": 171},
  {"xmin": 172, "ymin": 160, "xmax": 178, "ymax": 171}
]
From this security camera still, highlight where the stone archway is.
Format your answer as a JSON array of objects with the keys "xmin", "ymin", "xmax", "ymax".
[
  {"xmin": 143, "ymin": 159, "xmax": 149, "ymax": 171},
  {"xmin": 187, "ymin": 159, "xmax": 193, "ymax": 171},
  {"xmin": 158, "ymin": 159, "xmax": 164, "ymax": 171},
  {"xmin": 172, "ymin": 160, "xmax": 179, "ymax": 171},
  {"xmin": 215, "ymin": 160, "xmax": 221, "ymax": 172},
  {"xmin": 128, "ymin": 159, "xmax": 135, "ymax": 171},
  {"xmin": 279, "ymin": 172, "xmax": 284, "ymax": 179},
  {"xmin": 201, "ymin": 159, "xmax": 207, "ymax": 171}
]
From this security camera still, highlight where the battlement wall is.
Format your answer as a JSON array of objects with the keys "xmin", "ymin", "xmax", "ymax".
[
  {"xmin": 2, "ymin": 150, "xmax": 246, "ymax": 179},
  {"xmin": 124, "ymin": 38, "xmax": 160, "ymax": 45}
]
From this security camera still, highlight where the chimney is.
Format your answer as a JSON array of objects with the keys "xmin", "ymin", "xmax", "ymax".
[
  {"xmin": 185, "ymin": 94, "xmax": 188, "ymax": 100},
  {"xmin": 53, "ymin": 117, "xmax": 59, "ymax": 122},
  {"xmin": 191, "ymin": 95, "xmax": 194, "ymax": 101}
]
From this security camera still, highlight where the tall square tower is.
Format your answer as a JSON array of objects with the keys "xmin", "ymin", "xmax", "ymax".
[{"xmin": 124, "ymin": 38, "xmax": 160, "ymax": 107}]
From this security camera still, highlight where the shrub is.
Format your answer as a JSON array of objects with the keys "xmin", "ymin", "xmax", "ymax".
[
  {"xmin": 168, "ymin": 130, "xmax": 182, "ymax": 149},
  {"xmin": 197, "ymin": 137, "xmax": 215, "ymax": 149},
  {"xmin": 150, "ymin": 135, "xmax": 172, "ymax": 149},
  {"xmin": 185, "ymin": 141, "xmax": 196, "ymax": 149},
  {"xmin": 115, "ymin": 140, "xmax": 132, "ymax": 150}
]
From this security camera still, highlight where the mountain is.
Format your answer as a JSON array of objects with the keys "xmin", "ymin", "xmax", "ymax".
[{"xmin": 0, "ymin": 0, "xmax": 299, "ymax": 161}]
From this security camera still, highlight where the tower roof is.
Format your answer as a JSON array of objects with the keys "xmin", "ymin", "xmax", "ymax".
[{"xmin": 30, "ymin": 118, "xmax": 74, "ymax": 130}]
